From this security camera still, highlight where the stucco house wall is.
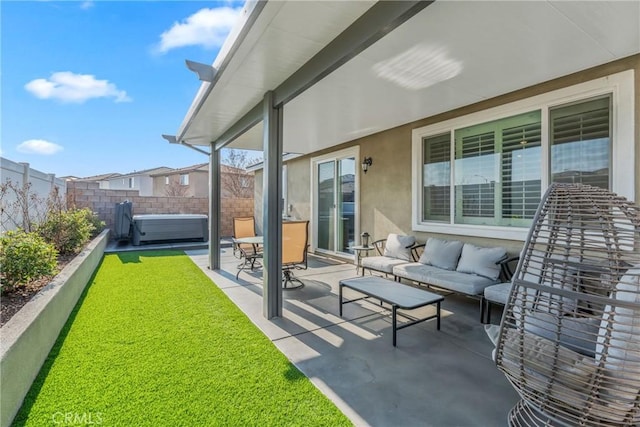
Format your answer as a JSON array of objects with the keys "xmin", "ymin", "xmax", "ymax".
[
  {"xmin": 152, "ymin": 170, "xmax": 208, "ymax": 197},
  {"xmin": 153, "ymin": 164, "xmax": 254, "ymax": 198},
  {"xmin": 256, "ymin": 55, "xmax": 639, "ymax": 256},
  {"xmin": 105, "ymin": 167, "xmax": 172, "ymax": 197}
]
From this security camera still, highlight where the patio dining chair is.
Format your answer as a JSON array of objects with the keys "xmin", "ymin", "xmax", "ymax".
[
  {"xmin": 493, "ymin": 183, "xmax": 640, "ymax": 426},
  {"xmin": 233, "ymin": 216, "xmax": 261, "ymax": 258},
  {"xmin": 233, "ymin": 216, "xmax": 262, "ymax": 279},
  {"xmin": 282, "ymin": 220, "xmax": 309, "ymax": 290}
]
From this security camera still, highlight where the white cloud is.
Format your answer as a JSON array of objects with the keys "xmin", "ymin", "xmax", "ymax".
[
  {"xmin": 80, "ymin": 1, "xmax": 94, "ymax": 10},
  {"xmin": 25, "ymin": 71, "xmax": 131, "ymax": 104},
  {"xmin": 17, "ymin": 139, "xmax": 64, "ymax": 156},
  {"xmin": 156, "ymin": 7, "xmax": 241, "ymax": 54}
]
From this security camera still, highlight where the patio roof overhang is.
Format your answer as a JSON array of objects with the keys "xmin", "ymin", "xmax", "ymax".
[
  {"xmin": 171, "ymin": 0, "xmax": 639, "ymax": 319},
  {"xmin": 175, "ymin": 0, "xmax": 640, "ymax": 155}
]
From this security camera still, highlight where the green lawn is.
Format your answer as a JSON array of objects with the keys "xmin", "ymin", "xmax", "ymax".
[{"xmin": 14, "ymin": 251, "xmax": 351, "ymax": 426}]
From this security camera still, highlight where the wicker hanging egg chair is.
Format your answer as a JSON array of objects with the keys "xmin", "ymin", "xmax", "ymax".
[{"xmin": 495, "ymin": 183, "xmax": 640, "ymax": 426}]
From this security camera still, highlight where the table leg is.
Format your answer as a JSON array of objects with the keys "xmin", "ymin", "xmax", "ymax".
[
  {"xmin": 392, "ymin": 305, "xmax": 397, "ymax": 347},
  {"xmin": 339, "ymin": 284, "xmax": 343, "ymax": 317},
  {"xmin": 436, "ymin": 301, "xmax": 441, "ymax": 330}
]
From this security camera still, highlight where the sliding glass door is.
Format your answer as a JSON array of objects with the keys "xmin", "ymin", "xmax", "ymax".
[{"xmin": 314, "ymin": 150, "xmax": 357, "ymax": 256}]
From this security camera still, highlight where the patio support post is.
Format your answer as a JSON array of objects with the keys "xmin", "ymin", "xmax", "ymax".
[
  {"xmin": 262, "ymin": 90, "xmax": 283, "ymax": 319},
  {"xmin": 209, "ymin": 143, "xmax": 221, "ymax": 270}
]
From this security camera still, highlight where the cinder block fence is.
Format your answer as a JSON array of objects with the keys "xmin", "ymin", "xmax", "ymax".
[{"xmin": 67, "ymin": 181, "xmax": 252, "ymax": 237}]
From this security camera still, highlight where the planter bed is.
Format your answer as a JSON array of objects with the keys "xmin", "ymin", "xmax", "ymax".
[{"xmin": 0, "ymin": 230, "xmax": 109, "ymax": 427}]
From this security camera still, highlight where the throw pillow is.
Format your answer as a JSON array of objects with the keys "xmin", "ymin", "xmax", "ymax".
[
  {"xmin": 382, "ymin": 233, "xmax": 415, "ymax": 261},
  {"xmin": 419, "ymin": 237, "xmax": 463, "ymax": 271},
  {"xmin": 456, "ymin": 243, "xmax": 506, "ymax": 280}
]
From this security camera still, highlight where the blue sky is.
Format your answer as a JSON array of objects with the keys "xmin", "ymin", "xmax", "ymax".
[{"xmin": 1, "ymin": 0, "xmax": 244, "ymax": 178}]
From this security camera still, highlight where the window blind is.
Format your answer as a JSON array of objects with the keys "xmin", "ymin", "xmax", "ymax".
[
  {"xmin": 422, "ymin": 134, "xmax": 450, "ymax": 221},
  {"xmin": 460, "ymin": 131, "xmax": 495, "ymax": 218},
  {"xmin": 551, "ymin": 96, "xmax": 611, "ymax": 189},
  {"xmin": 502, "ymin": 121, "xmax": 541, "ymax": 219}
]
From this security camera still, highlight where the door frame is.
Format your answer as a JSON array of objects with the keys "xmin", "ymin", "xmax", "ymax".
[{"xmin": 310, "ymin": 146, "xmax": 360, "ymax": 259}]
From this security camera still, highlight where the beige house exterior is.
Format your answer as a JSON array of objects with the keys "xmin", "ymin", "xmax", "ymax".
[
  {"xmin": 99, "ymin": 167, "xmax": 172, "ymax": 196},
  {"xmin": 151, "ymin": 163, "xmax": 209, "ymax": 197},
  {"xmin": 151, "ymin": 163, "xmax": 254, "ymax": 198},
  {"xmin": 255, "ymin": 55, "xmax": 640, "ymax": 257}
]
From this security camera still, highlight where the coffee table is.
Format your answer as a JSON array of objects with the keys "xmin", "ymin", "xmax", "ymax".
[{"xmin": 339, "ymin": 276, "xmax": 444, "ymax": 346}]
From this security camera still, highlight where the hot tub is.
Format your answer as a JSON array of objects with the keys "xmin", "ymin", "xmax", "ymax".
[{"xmin": 131, "ymin": 214, "xmax": 208, "ymax": 245}]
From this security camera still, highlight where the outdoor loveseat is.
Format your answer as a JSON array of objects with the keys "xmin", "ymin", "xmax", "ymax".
[
  {"xmin": 361, "ymin": 234, "xmax": 512, "ymax": 320},
  {"xmin": 393, "ymin": 238, "xmax": 508, "ymax": 297}
]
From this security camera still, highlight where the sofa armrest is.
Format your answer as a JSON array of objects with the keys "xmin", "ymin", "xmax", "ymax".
[
  {"xmin": 498, "ymin": 255, "xmax": 520, "ymax": 282},
  {"xmin": 371, "ymin": 239, "xmax": 387, "ymax": 256}
]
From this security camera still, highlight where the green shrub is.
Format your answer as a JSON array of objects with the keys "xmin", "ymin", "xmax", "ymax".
[
  {"xmin": 0, "ymin": 229, "xmax": 58, "ymax": 290},
  {"xmin": 37, "ymin": 208, "xmax": 96, "ymax": 255},
  {"xmin": 82, "ymin": 209, "xmax": 105, "ymax": 237}
]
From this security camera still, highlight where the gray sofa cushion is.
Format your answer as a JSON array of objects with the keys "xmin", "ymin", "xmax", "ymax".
[
  {"xmin": 524, "ymin": 312, "xmax": 600, "ymax": 357},
  {"xmin": 383, "ymin": 233, "xmax": 415, "ymax": 261},
  {"xmin": 430, "ymin": 270, "xmax": 496, "ymax": 295},
  {"xmin": 419, "ymin": 237, "xmax": 464, "ymax": 271},
  {"xmin": 520, "ymin": 250, "xmax": 581, "ymax": 315},
  {"xmin": 456, "ymin": 243, "xmax": 506, "ymax": 280},
  {"xmin": 394, "ymin": 263, "xmax": 496, "ymax": 295},
  {"xmin": 484, "ymin": 282, "xmax": 512, "ymax": 305},
  {"xmin": 362, "ymin": 256, "xmax": 410, "ymax": 274},
  {"xmin": 393, "ymin": 263, "xmax": 443, "ymax": 283}
]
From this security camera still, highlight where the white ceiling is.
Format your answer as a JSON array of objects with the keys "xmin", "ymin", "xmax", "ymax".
[{"xmin": 178, "ymin": 1, "xmax": 640, "ymax": 154}]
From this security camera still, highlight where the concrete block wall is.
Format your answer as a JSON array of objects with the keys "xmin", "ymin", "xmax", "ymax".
[
  {"xmin": 67, "ymin": 181, "xmax": 253, "ymax": 237},
  {"xmin": 220, "ymin": 197, "xmax": 255, "ymax": 237}
]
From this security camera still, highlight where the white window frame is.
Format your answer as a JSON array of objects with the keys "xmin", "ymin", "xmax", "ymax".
[
  {"xmin": 412, "ymin": 70, "xmax": 634, "ymax": 241},
  {"xmin": 180, "ymin": 174, "xmax": 189, "ymax": 186}
]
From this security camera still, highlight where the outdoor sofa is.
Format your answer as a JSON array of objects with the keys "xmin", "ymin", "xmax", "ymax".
[
  {"xmin": 394, "ymin": 237, "xmax": 508, "ymax": 296},
  {"xmin": 362, "ymin": 235, "xmax": 511, "ymax": 320}
]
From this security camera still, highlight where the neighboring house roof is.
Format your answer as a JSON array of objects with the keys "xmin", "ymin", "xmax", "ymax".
[
  {"xmin": 113, "ymin": 167, "xmax": 172, "ymax": 179},
  {"xmin": 173, "ymin": 1, "xmax": 639, "ymax": 157},
  {"xmin": 149, "ymin": 163, "xmax": 254, "ymax": 177},
  {"xmin": 77, "ymin": 172, "xmax": 122, "ymax": 181},
  {"xmin": 150, "ymin": 163, "xmax": 208, "ymax": 177},
  {"xmin": 220, "ymin": 164, "xmax": 253, "ymax": 175}
]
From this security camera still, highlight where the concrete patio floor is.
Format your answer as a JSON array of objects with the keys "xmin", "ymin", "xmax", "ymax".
[{"xmin": 186, "ymin": 247, "xmax": 520, "ymax": 427}]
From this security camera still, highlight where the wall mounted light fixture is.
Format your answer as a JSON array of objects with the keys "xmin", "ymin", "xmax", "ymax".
[{"xmin": 361, "ymin": 157, "xmax": 373, "ymax": 174}]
